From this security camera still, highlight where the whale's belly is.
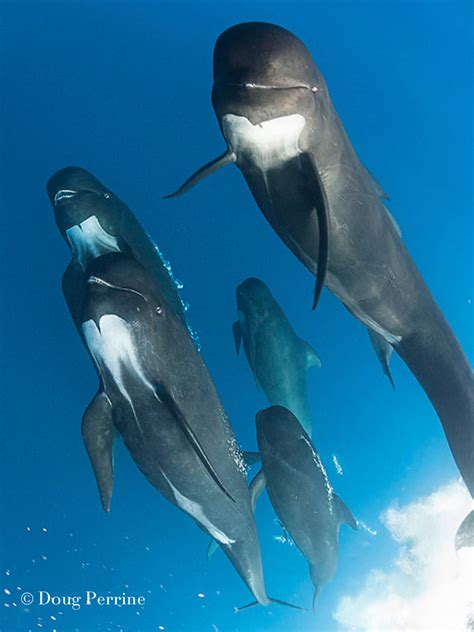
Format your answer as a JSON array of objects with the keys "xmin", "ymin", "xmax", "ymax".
[{"xmin": 82, "ymin": 315, "xmax": 155, "ymax": 430}]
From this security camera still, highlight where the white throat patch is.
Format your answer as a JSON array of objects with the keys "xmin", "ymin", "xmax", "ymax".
[
  {"xmin": 82, "ymin": 315, "xmax": 155, "ymax": 432},
  {"xmin": 222, "ymin": 113, "xmax": 306, "ymax": 171},
  {"xmin": 66, "ymin": 215, "xmax": 121, "ymax": 269}
]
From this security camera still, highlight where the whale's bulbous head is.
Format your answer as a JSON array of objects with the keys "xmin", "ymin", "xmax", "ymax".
[
  {"xmin": 47, "ymin": 166, "xmax": 108, "ymax": 204},
  {"xmin": 236, "ymin": 277, "xmax": 274, "ymax": 308},
  {"xmin": 256, "ymin": 406, "xmax": 300, "ymax": 455},
  {"xmin": 214, "ymin": 22, "xmax": 320, "ymax": 90},
  {"xmin": 81, "ymin": 252, "xmax": 164, "ymax": 325},
  {"xmin": 47, "ymin": 166, "xmax": 124, "ymax": 241}
]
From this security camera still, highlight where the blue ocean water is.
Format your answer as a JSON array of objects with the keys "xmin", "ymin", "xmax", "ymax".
[{"xmin": 0, "ymin": 2, "xmax": 472, "ymax": 631}]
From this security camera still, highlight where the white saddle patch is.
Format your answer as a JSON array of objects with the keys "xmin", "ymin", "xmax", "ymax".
[
  {"xmin": 222, "ymin": 113, "xmax": 306, "ymax": 171},
  {"xmin": 82, "ymin": 315, "xmax": 155, "ymax": 431},
  {"xmin": 161, "ymin": 471, "xmax": 235, "ymax": 546},
  {"xmin": 66, "ymin": 215, "xmax": 121, "ymax": 269}
]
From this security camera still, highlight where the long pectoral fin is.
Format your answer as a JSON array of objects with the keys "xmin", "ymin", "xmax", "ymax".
[
  {"xmin": 232, "ymin": 321, "xmax": 242, "ymax": 354},
  {"xmin": 368, "ymin": 328, "xmax": 395, "ymax": 389},
  {"xmin": 155, "ymin": 384, "xmax": 236, "ymax": 503},
  {"xmin": 249, "ymin": 469, "xmax": 266, "ymax": 513},
  {"xmin": 333, "ymin": 494, "xmax": 358, "ymax": 530},
  {"xmin": 164, "ymin": 150, "xmax": 236, "ymax": 199},
  {"xmin": 298, "ymin": 152, "xmax": 330, "ymax": 311},
  {"xmin": 81, "ymin": 391, "xmax": 115, "ymax": 513}
]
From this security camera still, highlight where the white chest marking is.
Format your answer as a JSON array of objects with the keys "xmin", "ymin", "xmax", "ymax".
[
  {"xmin": 66, "ymin": 215, "xmax": 121, "ymax": 270},
  {"xmin": 160, "ymin": 470, "xmax": 235, "ymax": 546},
  {"xmin": 82, "ymin": 315, "xmax": 154, "ymax": 432},
  {"xmin": 222, "ymin": 113, "xmax": 306, "ymax": 171}
]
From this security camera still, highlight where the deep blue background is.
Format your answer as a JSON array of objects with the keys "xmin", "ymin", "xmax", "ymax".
[{"xmin": 0, "ymin": 1, "xmax": 472, "ymax": 631}]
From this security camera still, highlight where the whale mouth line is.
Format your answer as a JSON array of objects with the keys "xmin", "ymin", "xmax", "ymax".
[
  {"xmin": 87, "ymin": 276, "xmax": 149, "ymax": 303},
  {"xmin": 215, "ymin": 81, "xmax": 317, "ymax": 93},
  {"xmin": 54, "ymin": 189, "xmax": 77, "ymax": 205}
]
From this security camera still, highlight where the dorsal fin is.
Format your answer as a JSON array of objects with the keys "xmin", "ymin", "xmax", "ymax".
[
  {"xmin": 333, "ymin": 494, "xmax": 358, "ymax": 530},
  {"xmin": 298, "ymin": 338, "xmax": 321, "ymax": 369}
]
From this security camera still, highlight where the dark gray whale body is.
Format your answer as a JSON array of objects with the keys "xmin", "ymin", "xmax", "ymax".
[
  {"xmin": 166, "ymin": 23, "xmax": 474, "ymax": 536},
  {"xmin": 48, "ymin": 166, "xmax": 187, "ymax": 334},
  {"xmin": 234, "ymin": 277, "xmax": 320, "ymax": 436},
  {"xmin": 80, "ymin": 252, "xmax": 269, "ymax": 605},
  {"xmin": 255, "ymin": 406, "xmax": 357, "ymax": 609}
]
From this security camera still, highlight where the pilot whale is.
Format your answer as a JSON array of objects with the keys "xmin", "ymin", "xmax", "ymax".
[
  {"xmin": 80, "ymin": 252, "xmax": 302, "ymax": 609},
  {"xmin": 207, "ymin": 277, "xmax": 320, "ymax": 562},
  {"xmin": 166, "ymin": 22, "xmax": 474, "ymax": 541},
  {"xmin": 254, "ymin": 405, "xmax": 357, "ymax": 610},
  {"xmin": 48, "ymin": 166, "xmax": 187, "ymax": 333},
  {"xmin": 234, "ymin": 277, "xmax": 320, "ymax": 437}
]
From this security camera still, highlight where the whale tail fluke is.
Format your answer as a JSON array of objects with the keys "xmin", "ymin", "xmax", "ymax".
[
  {"xmin": 455, "ymin": 510, "xmax": 474, "ymax": 551},
  {"xmin": 235, "ymin": 597, "xmax": 306, "ymax": 613}
]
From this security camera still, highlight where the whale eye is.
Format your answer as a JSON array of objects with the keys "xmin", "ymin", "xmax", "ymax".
[
  {"xmin": 104, "ymin": 192, "xmax": 111, "ymax": 199},
  {"xmin": 311, "ymin": 86, "xmax": 319, "ymax": 93},
  {"xmin": 156, "ymin": 305, "xmax": 163, "ymax": 316}
]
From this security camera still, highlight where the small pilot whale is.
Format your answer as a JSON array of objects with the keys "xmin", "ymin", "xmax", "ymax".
[
  {"xmin": 234, "ymin": 277, "xmax": 320, "ymax": 436},
  {"xmin": 253, "ymin": 406, "xmax": 357, "ymax": 610},
  {"xmin": 48, "ymin": 166, "xmax": 187, "ymax": 333},
  {"xmin": 166, "ymin": 23, "xmax": 474, "ymax": 538},
  {"xmin": 80, "ymin": 252, "xmax": 301, "ymax": 609}
]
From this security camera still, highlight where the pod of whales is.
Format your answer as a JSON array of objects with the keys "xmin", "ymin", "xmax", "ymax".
[
  {"xmin": 48, "ymin": 17, "xmax": 472, "ymax": 618},
  {"xmin": 51, "ymin": 168, "xmax": 305, "ymax": 607},
  {"xmin": 166, "ymin": 22, "xmax": 474, "ymax": 540},
  {"xmin": 254, "ymin": 405, "xmax": 357, "ymax": 610}
]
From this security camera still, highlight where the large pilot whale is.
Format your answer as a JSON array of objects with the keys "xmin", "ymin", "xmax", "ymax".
[
  {"xmin": 234, "ymin": 277, "xmax": 320, "ymax": 437},
  {"xmin": 80, "ymin": 252, "xmax": 302, "ymax": 609},
  {"xmin": 166, "ymin": 22, "xmax": 474, "ymax": 541},
  {"xmin": 253, "ymin": 406, "xmax": 357, "ymax": 610},
  {"xmin": 48, "ymin": 166, "xmax": 187, "ymax": 334}
]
